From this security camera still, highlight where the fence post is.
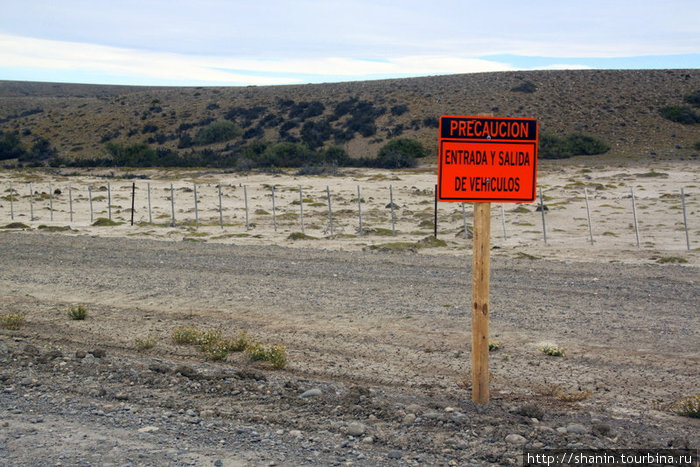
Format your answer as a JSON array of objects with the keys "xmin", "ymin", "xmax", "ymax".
[
  {"xmin": 462, "ymin": 202, "xmax": 468, "ymax": 239},
  {"xmin": 49, "ymin": 182, "xmax": 54, "ymax": 221},
  {"xmin": 631, "ymin": 187, "xmax": 640, "ymax": 248},
  {"xmin": 29, "ymin": 183, "xmax": 34, "ymax": 221},
  {"xmin": 584, "ymin": 187, "xmax": 594, "ymax": 245},
  {"xmin": 193, "ymin": 183, "xmax": 198, "ymax": 228},
  {"xmin": 390, "ymin": 185, "xmax": 396, "ymax": 236},
  {"xmin": 218, "ymin": 184, "xmax": 223, "ymax": 229},
  {"xmin": 89, "ymin": 185, "xmax": 93, "ymax": 223},
  {"xmin": 9, "ymin": 182, "xmax": 14, "ymax": 220},
  {"xmin": 681, "ymin": 188, "xmax": 690, "ymax": 250},
  {"xmin": 539, "ymin": 187, "xmax": 547, "ymax": 245},
  {"xmin": 244, "ymin": 185, "xmax": 249, "ymax": 231},
  {"xmin": 434, "ymin": 184, "xmax": 438, "ymax": 238},
  {"xmin": 357, "ymin": 185, "xmax": 363, "ymax": 235},
  {"xmin": 130, "ymin": 182, "xmax": 136, "ymax": 226},
  {"xmin": 170, "ymin": 183, "xmax": 176, "ymax": 227},
  {"xmin": 271, "ymin": 185, "xmax": 277, "ymax": 232},
  {"xmin": 147, "ymin": 182, "xmax": 152, "ymax": 224},
  {"xmin": 69, "ymin": 184, "xmax": 73, "ymax": 224},
  {"xmin": 107, "ymin": 182, "xmax": 112, "ymax": 221},
  {"xmin": 326, "ymin": 185, "xmax": 333, "ymax": 236},
  {"xmin": 500, "ymin": 204, "xmax": 507, "ymax": 241},
  {"xmin": 299, "ymin": 185, "xmax": 305, "ymax": 234}
]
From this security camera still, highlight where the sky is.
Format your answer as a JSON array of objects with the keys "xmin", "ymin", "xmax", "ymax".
[{"xmin": 0, "ymin": 0, "xmax": 699, "ymax": 87}]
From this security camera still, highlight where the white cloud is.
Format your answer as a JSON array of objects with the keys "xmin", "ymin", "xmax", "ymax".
[{"xmin": 0, "ymin": 34, "xmax": 516, "ymax": 85}]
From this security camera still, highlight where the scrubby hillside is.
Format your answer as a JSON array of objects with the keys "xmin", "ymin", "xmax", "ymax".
[{"xmin": 1, "ymin": 69, "xmax": 699, "ymax": 167}]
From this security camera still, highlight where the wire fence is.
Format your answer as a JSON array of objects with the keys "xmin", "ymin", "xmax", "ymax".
[{"xmin": 1, "ymin": 179, "xmax": 695, "ymax": 251}]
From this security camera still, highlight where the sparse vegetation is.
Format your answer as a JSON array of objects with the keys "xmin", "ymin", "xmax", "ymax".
[
  {"xmin": 539, "ymin": 344, "xmax": 566, "ymax": 357},
  {"xmin": 656, "ymin": 256, "xmax": 688, "ymax": 264},
  {"xmin": 672, "ymin": 394, "xmax": 700, "ymax": 418},
  {"xmin": 2, "ymin": 222, "xmax": 30, "ymax": 229},
  {"xmin": 68, "ymin": 305, "xmax": 88, "ymax": 320},
  {"xmin": 488, "ymin": 340, "xmax": 501, "ymax": 351},
  {"xmin": 540, "ymin": 133, "xmax": 610, "ymax": 159},
  {"xmin": 245, "ymin": 342, "xmax": 288, "ymax": 369},
  {"xmin": 135, "ymin": 334, "xmax": 158, "ymax": 350},
  {"xmin": 0, "ymin": 313, "xmax": 25, "ymax": 330},
  {"xmin": 659, "ymin": 105, "xmax": 700, "ymax": 124},
  {"xmin": 92, "ymin": 217, "xmax": 122, "ymax": 227}
]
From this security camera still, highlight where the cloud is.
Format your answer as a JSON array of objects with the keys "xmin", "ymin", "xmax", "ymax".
[{"xmin": 0, "ymin": 34, "xmax": 516, "ymax": 85}]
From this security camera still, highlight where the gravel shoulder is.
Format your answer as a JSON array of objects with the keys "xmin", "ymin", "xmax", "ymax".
[{"xmin": 0, "ymin": 231, "xmax": 698, "ymax": 465}]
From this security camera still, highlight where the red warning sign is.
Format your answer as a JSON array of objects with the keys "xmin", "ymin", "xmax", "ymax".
[{"xmin": 437, "ymin": 116, "xmax": 538, "ymax": 202}]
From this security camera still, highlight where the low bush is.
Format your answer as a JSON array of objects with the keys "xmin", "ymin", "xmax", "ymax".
[
  {"xmin": 540, "ymin": 133, "xmax": 610, "ymax": 159},
  {"xmin": 0, "ymin": 313, "xmax": 25, "ymax": 330},
  {"xmin": 659, "ymin": 106, "xmax": 700, "ymax": 124},
  {"xmin": 68, "ymin": 305, "xmax": 88, "ymax": 320},
  {"xmin": 672, "ymin": 394, "xmax": 699, "ymax": 418},
  {"xmin": 245, "ymin": 343, "xmax": 287, "ymax": 369}
]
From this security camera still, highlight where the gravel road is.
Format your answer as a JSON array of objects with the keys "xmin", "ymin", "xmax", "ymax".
[{"xmin": 0, "ymin": 231, "xmax": 698, "ymax": 465}]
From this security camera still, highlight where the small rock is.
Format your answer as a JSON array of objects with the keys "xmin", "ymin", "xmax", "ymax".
[
  {"xmin": 516, "ymin": 404, "xmax": 545, "ymax": 420},
  {"xmin": 505, "ymin": 434, "xmax": 527, "ymax": 446},
  {"xmin": 75, "ymin": 350, "xmax": 86, "ymax": 359},
  {"xmin": 362, "ymin": 436, "xmax": 373, "ymax": 444},
  {"xmin": 566, "ymin": 423, "xmax": 587, "ymax": 435},
  {"xmin": 347, "ymin": 422, "xmax": 366, "ymax": 437},
  {"xmin": 137, "ymin": 426, "xmax": 159, "ymax": 433},
  {"xmin": 289, "ymin": 430, "xmax": 303, "ymax": 438},
  {"xmin": 592, "ymin": 423, "xmax": 611, "ymax": 437},
  {"xmin": 89, "ymin": 349, "xmax": 106, "ymax": 358},
  {"xmin": 387, "ymin": 450, "xmax": 403, "ymax": 459},
  {"xmin": 214, "ymin": 461, "xmax": 223, "ymax": 467},
  {"xmin": 556, "ymin": 427, "xmax": 568, "ymax": 434},
  {"xmin": 299, "ymin": 388, "xmax": 322, "ymax": 398},
  {"xmin": 403, "ymin": 413, "xmax": 417, "ymax": 425},
  {"xmin": 114, "ymin": 392, "xmax": 129, "ymax": 401}
]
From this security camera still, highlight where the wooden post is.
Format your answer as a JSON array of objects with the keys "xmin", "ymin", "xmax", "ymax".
[
  {"xmin": 539, "ymin": 188, "xmax": 547, "ymax": 245},
  {"xmin": 357, "ymin": 185, "xmax": 363, "ymax": 235},
  {"xmin": 271, "ymin": 185, "xmax": 277, "ymax": 232},
  {"xmin": 193, "ymin": 183, "xmax": 198, "ymax": 228},
  {"xmin": 390, "ymin": 185, "xmax": 396, "ymax": 236},
  {"xmin": 471, "ymin": 202, "xmax": 491, "ymax": 403},
  {"xmin": 69, "ymin": 184, "xmax": 74, "ymax": 224},
  {"xmin": 29, "ymin": 183, "xmax": 34, "ymax": 221},
  {"xmin": 170, "ymin": 183, "xmax": 176, "ymax": 227},
  {"xmin": 500, "ymin": 204, "xmax": 507, "ymax": 241},
  {"xmin": 9, "ymin": 182, "xmax": 14, "ymax": 220},
  {"xmin": 244, "ymin": 185, "xmax": 249, "ymax": 231},
  {"xmin": 130, "ymin": 182, "xmax": 136, "ymax": 226},
  {"xmin": 147, "ymin": 182, "xmax": 152, "ymax": 224},
  {"xmin": 326, "ymin": 186, "xmax": 333, "ymax": 236},
  {"xmin": 299, "ymin": 185, "xmax": 305, "ymax": 234},
  {"xmin": 631, "ymin": 187, "xmax": 640, "ymax": 248},
  {"xmin": 88, "ymin": 185, "xmax": 93, "ymax": 223},
  {"xmin": 218, "ymin": 184, "xmax": 223, "ymax": 229},
  {"xmin": 107, "ymin": 182, "xmax": 112, "ymax": 221},
  {"xmin": 461, "ymin": 203, "xmax": 468, "ymax": 239},
  {"xmin": 681, "ymin": 188, "xmax": 690, "ymax": 250},
  {"xmin": 434, "ymin": 184, "xmax": 438, "ymax": 238},
  {"xmin": 584, "ymin": 187, "xmax": 594, "ymax": 245}
]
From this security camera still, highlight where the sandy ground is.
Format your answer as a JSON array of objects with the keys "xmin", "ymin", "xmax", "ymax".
[
  {"xmin": 1, "ymin": 160, "xmax": 698, "ymax": 266},
  {"xmin": 0, "ymin": 161, "xmax": 698, "ymax": 465}
]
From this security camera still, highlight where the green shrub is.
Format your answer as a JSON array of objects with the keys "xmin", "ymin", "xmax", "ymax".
[
  {"xmin": 672, "ymin": 394, "xmax": 699, "ymax": 418},
  {"xmin": 92, "ymin": 217, "xmax": 122, "ymax": 227},
  {"xmin": 378, "ymin": 138, "xmax": 428, "ymax": 164},
  {"xmin": 172, "ymin": 326, "xmax": 202, "ymax": 345},
  {"xmin": 193, "ymin": 121, "xmax": 242, "ymax": 145},
  {"xmin": 511, "ymin": 81, "xmax": 537, "ymax": 93},
  {"xmin": 135, "ymin": 334, "xmax": 158, "ymax": 350},
  {"xmin": 540, "ymin": 133, "xmax": 610, "ymax": 159},
  {"xmin": 540, "ymin": 344, "xmax": 566, "ymax": 357},
  {"xmin": 245, "ymin": 342, "xmax": 287, "ymax": 369},
  {"xmin": 0, "ymin": 313, "xmax": 25, "ymax": 330},
  {"xmin": 684, "ymin": 90, "xmax": 700, "ymax": 107},
  {"xmin": 659, "ymin": 106, "xmax": 700, "ymax": 124},
  {"xmin": 68, "ymin": 305, "xmax": 88, "ymax": 320}
]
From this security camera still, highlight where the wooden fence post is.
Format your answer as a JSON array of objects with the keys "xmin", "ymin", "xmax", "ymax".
[
  {"xmin": 471, "ymin": 203, "xmax": 491, "ymax": 403},
  {"xmin": 584, "ymin": 187, "xmax": 594, "ymax": 245},
  {"xmin": 681, "ymin": 188, "xmax": 690, "ymax": 250},
  {"xmin": 327, "ymin": 186, "xmax": 334, "ymax": 236},
  {"xmin": 631, "ymin": 187, "xmax": 640, "ymax": 248},
  {"xmin": 390, "ymin": 185, "xmax": 396, "ymax": 236}
]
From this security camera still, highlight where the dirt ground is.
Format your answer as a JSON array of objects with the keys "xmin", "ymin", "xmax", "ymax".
[{"xmin": 0, "ymin": 210, "xmax": 698, "ymax": 466}]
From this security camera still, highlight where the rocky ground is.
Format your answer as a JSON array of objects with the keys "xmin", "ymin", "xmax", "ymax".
[{"xmin": 0, "ymin": 232, "xmax": 698, "ymax": 466}]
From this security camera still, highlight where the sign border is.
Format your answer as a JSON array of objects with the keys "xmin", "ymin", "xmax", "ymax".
[{"xmin": 437, "ymin": 115, "xmax": 538, "ymax": 203}]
